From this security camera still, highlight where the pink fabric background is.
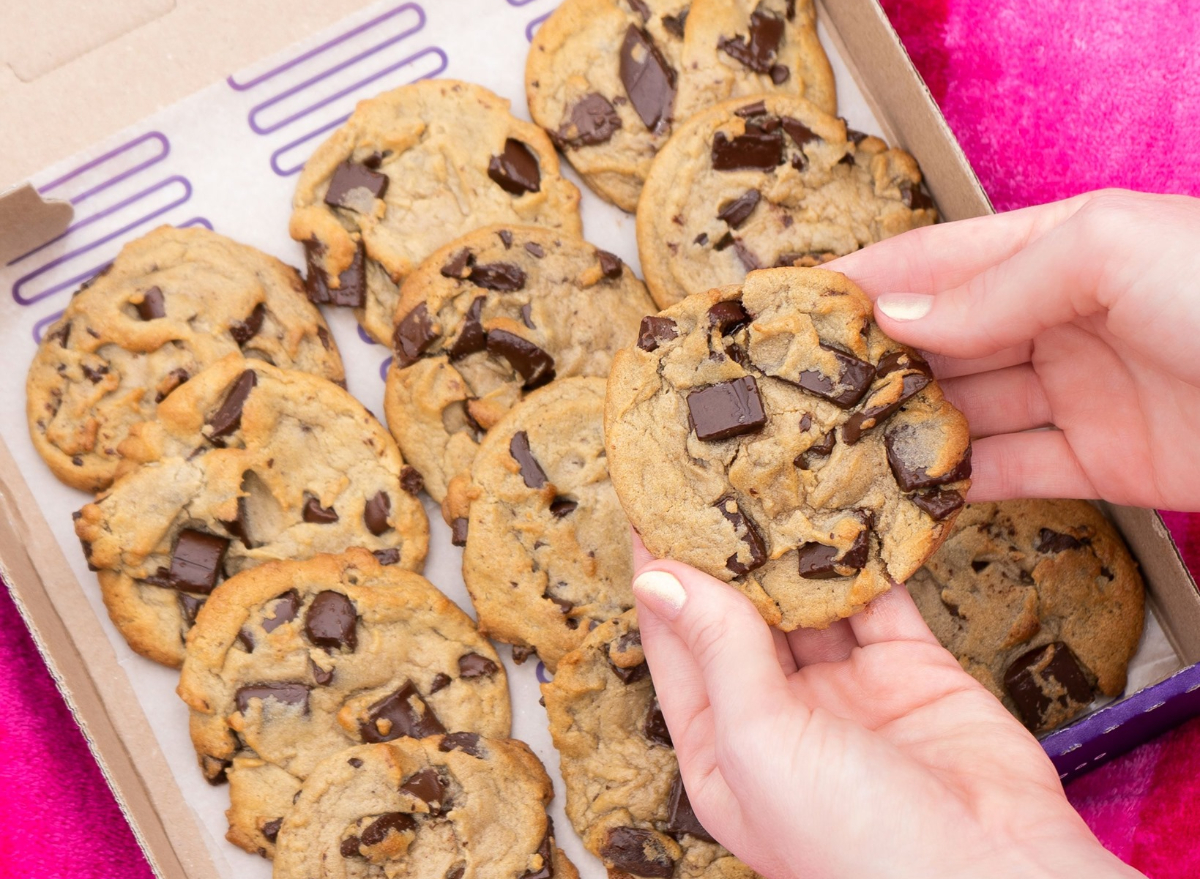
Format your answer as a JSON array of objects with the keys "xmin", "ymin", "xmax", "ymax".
[{"xmin": 2, "ymin": 1, "xmax": 1200, "ymax": 876}]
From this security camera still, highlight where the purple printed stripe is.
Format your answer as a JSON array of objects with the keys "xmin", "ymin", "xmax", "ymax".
[
  {"xmin": 32, "ymin": 310, "xmax": 67, "ymax": 345},
  {"xmin": 379, "ymin": 355, "xmax": 394, "ymax": 383},
  {"xmin": 228, "ymin": 3, "xmax": 425, "ymax": 92},
  {"xmin": 357, "ymin": 324, "xmax": 378, "ymax": 346},
  {"xmin": 526, "ymin": 12, "xmax": 551, "ymax": 42},
  {"xmin": 507, "ymin": 0, "xmax": 541, "ymax": 6},
  {"xmin": 179, "ymin": 217, "xmax": 214, "ymax": 231}
]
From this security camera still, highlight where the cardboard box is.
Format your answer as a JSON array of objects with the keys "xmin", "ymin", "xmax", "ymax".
[{"xmin": 0, "ymin": 1, "xmax": 1196, "ymax": 877}]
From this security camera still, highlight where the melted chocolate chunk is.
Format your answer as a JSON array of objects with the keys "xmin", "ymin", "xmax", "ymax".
[
  {"xmin": 155, "ymin": 367, "xmax": 190, "ymax": 403},
  {"xmin": 1035, "ymin": 529, "xmax": 1087, "ymax": 554},
  {"xmin": 885, "ymin": 429, "xmax": 973, "ymax": 492},
  {"xmin": 169, "ymin": 530, "xmax": 229, "ymax": 594},
  {"xmin": 441, "ymin": 248, "xmax": 473, "ymax": 279},
  {"xmin": 735, "ymin": 100, "xmax": 768, "ymax": 117},
  {"xmin": 487, "ymin": 330, "xmax": 556, "ymax": 389},
  {"xmin": 610, "ymin": 659, "xmax": 649, "ymax": 684},
  {"xmin": 230, "ymin": 303, "xmax": 266, "ymax": 345},
  {"xmin": 717, "ymin": 190, "xmax": 762, "ymax": 229},
  {"xmin": 525, "ymin": 242, "xmax": 546, "ymax": 259},
  {"xmin": 732, "ymin": 239, "xmax": 761, "ymax": 272},
  {"xmin": 373, "ymin": 548, "xmax": 401, "ymax": 566},
  {"xmin": 644, "ymin": 698, "xmax": 673, "ymax": 747},
  {"xmin": 304, "ymin": 591, "xmax": 358, "ymax": 652},
  {"xmin": 627, "ymin": 0, "xmax": 650, "ymax": 19},
  {"xmin": 718, "ymin": 10, "xmax": 786, "ymax": 74},
  {"xmin": 458, "ymin": 652, "xmax": 499, "ymax": 678},
  {"xmin": 1004, "ymin": 642, "xmax": 1094, "ymax": 731},
  {"xmin": 364, "ymin": 491, "xmax": 391, "ymax": 535},
  {"xmin": 263, "ymin": 590, "xmax": 301, "ymax": 633},
  {"xmin": 662, "ymin": 9, "xmax": 689, "ymax": 37},
  {"xmin": 667, "ymin": 773, "xmax": 714, "ymax": 842},
  {"xmin": 842, "ymin": 372, "xmax": 931, "ymax": 444},
  {"xmin": 600, "ymin": 827, "xmax": 676, "ymax": 879},
  {"xmin": 439, "ymin": 732, "xmax": 483, "ymax": 757},
  {"xmin": 324, "ymin": 160, "xmax": 389, "ymax": 208},
  {"xmin": 207, "ymin": 370, "xmax": 258, "ymax": 440},
  {"xmin": 781, "ymin": 116, "xmax": 819, "ymax": 149},
  {"xmin": 302, "ymin": 496, "xmax": 339, "ymax": 524},
  {"xmin": 794, "ymin": 430, "xmax": 835, "ymax": 469},
  {"xmin": 619, "ymin": 25, "xmax": 677, "ymax": 134},
  {"xmin": 400, "ymin": 466, "xmax": 424, "ymax": 496},
  {"xmin": 797, "ymin": 520, "xmax": 870, "ymax": 578},
  {"xmin": 360, "ymin": 812, "xmax": 417, "ymax": 848},
  {"xmin": 448, "ymin": 297, "xmax": 487, "ymax": 361},
  {"xmin": 546, "ymin": 590, "xmax": 574, "ymax": 617},
  {"xmin": 510, "ymin": 431, "xmax": 548, "ymax": 489},
  {"xmin": 489, "ymin": 139, "xmax": 542, "ymax": 195},
  {"xmin": 521, "ymin": 822, "xmax": 556, "ymax": 879},
  {"xmin": 136, "ymin": 286, "xmax": 166, "ymax": 320},
  {"xmin": 901, "ymin": 183, "xmax": 935, "ymax": 211},
  {"xmin": 340, "ymin": 836, "xmax": 361, "ymax": 858},
  {"xmin": 793, "ymin": 344, "xmax": 874, "ymax": 408},
  {"xmin": 713, "ymin": 231, "xmax": 735, "ymax": 251},
  {"xmin": 875, "ymin": 349, "xmax": 931, "ymax": 378},
  {"xmin": 637, "ymin": 315, "xmax": 678, "ymax": 351},
  {"xmin": 235, "ymin": 682, "xmax": 310, "ymax": 714},
  {"xmin": 310, "ymin": 657, "xmax": 335, "ymax": 686},
  {"xmin": 393, "ymin": 303, "xmax": 440, "ymax": 367},
  {"xmin": 360, "ymin": 681, "xmax": 445, "ymax": 742},
  {"xmin": 430, "ymin": 672, "xmax": 452, "ymax": 693},
  {"xmin": 468, "ymin": 262, "xmax": 527, "ymax": 291},
  {"xmin": 446, "ymin": 866, "xmax": 466, "ymax": 879},
  {"xmin": 401, "ymin": 767, "xmax": 447, "ymax": 812},
  {"xmin": 686, "ymin": 377, "xmax": 767, "ymax": 441},
  {"xmin": 499, "ymin": 229, "xmax": 514, "ymax": 248},
  {"xmin": 451, "ymin": 517, "xmax": 469, "ymax": 547},
  {"xmin": 597, "ymin": 250, "xmax": 624, "ymax": 279},
  {"xmin": 716, "ymin": 496, "xmax": 768, "ymax": 576},
  {"xmin": 521, "ymin": 303, "xmax": 537, "ymax": 329},
  {"xmin": 178, "ymin": 593, "xmax": 204, "ymax": 626},
  {"xmin": 711, "ymin": 130, "xmax": 784, "ymax": 170},
  {"xmin": 911, "ymin": 489, "xmax": 964, "ymax": 521},
  {"xmin": 261, "ymin": 818, "xmax": 282, "ymax": 844},
  {"xmin": 558, "ymin": 93, "xmax": 623, "ymax": 147},
  {"xmin": 305, "ymin": 240, "xmax": 366, "ymax": 307},
  {"xmin": 550, "ymin": 496, "xmax": 577, "ymax": 517}
]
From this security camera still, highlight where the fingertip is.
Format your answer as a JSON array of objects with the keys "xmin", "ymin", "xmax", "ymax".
[{"xmin": 630, "ymin": 528, "xmax": 656, "ymax": 572}]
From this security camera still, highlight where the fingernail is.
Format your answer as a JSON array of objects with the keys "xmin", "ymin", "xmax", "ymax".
[
  {"xmin": 632, "ymin": 570, "xmax": 687, "ymax": 621},
  {"xmin": 876, "ymin": 293, "xmax": 933, "ymax": 321}
]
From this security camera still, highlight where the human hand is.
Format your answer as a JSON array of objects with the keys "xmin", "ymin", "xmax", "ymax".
[
  {"xmin": 825, "ymin": 188, "xmax": 1200, "ymax": 509},
  {"xmin": 630, "ymin": 538, "xmax": 1143, "ymax": 879}
]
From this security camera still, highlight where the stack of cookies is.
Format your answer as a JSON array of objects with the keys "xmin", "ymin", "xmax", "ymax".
[{"xmin": 23, "ymin": 1, "xmax": 1147, "ymax": 875}]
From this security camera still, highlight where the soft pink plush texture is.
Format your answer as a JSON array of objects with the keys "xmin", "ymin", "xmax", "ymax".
[{"xmin": 2, "ymin": 2, "xmax": 1199, "ymax": 876}]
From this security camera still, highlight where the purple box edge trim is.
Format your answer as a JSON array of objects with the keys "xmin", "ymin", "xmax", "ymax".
[{"xmin": 1043, "ymin": 660, "xmax": 1200, "ymax": 783}]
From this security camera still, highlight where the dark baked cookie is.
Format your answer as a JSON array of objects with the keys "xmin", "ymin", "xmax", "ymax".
[
  {"xmin": 908, "ymin": 500, "xmax": 1145, "ymax": 734},
  {"xmin": 290, "ymin": 79, "xmax": 582, "ymax": 343},
  {"xmin": 605, "ymin": 268, "xmax": 971, "ymax": 630},
  {"xmin": 543, "ymin": 610, "xmax": 757, "ymax": 879},
  {"xmin": 178, "ymin": 548, "xmax": 510, "ymax": 858},
  {"xmin": 74, "ymin": 355, "xmax": 429, "ymax": 667},
  {"xmin": 26, "ymin": 225, "xmax": 344, "ymax": 491}
]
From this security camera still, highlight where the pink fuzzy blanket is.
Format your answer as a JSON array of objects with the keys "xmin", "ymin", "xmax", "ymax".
[{"xmin": 2, "ymin": 1, "xmax": 1200, "ymax": 876}]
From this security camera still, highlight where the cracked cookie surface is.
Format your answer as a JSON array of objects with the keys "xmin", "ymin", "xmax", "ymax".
[
  {"xmin": 384, "ymin": 224, "xmax": 653, "ymax": 504},
  {"xmin": 74, "ymin": 355, "xmax": 429, "ymax": 667},
  {"xmin": 605, "ymin": 268, "xmax": 970, "ymax": 631},
  {"xmin": 26, "ymin": 225, "xmax": 344, "ymax": 492},
  {"xmin": 909, "ymin": 500, "xmax": 1145, "ymax": 734},
  {"xmin": 290, "ymin": 79, "xmax": 582, "ymax": 343},
  {"xmin": 636, "ymin": 94, "xmax": 936, "ymax": 307},
  {"xmin": 178, "ymin": 549, "xmax": 509, "ymax": 858}
]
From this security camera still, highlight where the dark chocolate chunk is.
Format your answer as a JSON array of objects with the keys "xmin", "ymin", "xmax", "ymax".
[
  {"xmin": 237, "ymin": 627, "xmax": 256, "ymax": 652},
  {"xmin": 610, "ymin": 660, "xmax": 649, "ymax": 684},
  {"xmin": 911, "ymin": 489, "xmax": 965, "ymax": 521},
  {"xmin": 302, "ymin": 496, "xmax": 339, "ymax": 524},
  {"xmin": 793, "ymin": 344, "xmax": 874, "ymax": 408},
  {"xmin": 487, "ymin": 330, "xmax": 556, "ymax": 389},
  {"xmin": 842, "ymin": 372, "xmax": 931, "ymax": 444},
  {"xmin": 451, "ymin": 517, "xmax": 469, "ymax": 547},
  {"xmin": 155, "ymin": 367, "xmax": 190, "ymax": 403},
  {"xmin": 360, "ymin": 812, "xmax": 417, "ymax": 848},
  {"xmin": 875, "ymin": 349, "xmax": 932, "ymax": 378},
  {"xmin": 230, "ymin": 303, "xmax": 266, "ymax": 346},
  {"xmin": 448, "ymin": 296, "xmax": 487, "ymax": 361},
  {"xmin": 304, "ymin": 591, "xmax": 358, "ymax": 652},
  {"xmin": 488, "ymin": 139, "xmax": 542, "ymax": 195},
  {"xmin": 901, "ymin": 182, "xmax": 935, "ymax": 211},
  {"xmin": 735, "ymin": 100, "xmax": 768, "ymax": 117},
  {"xmin": 446, "ymin": 866, "xmax": 466, "ymax": 879},
  {"xmin": 235, "ymin": 682, "xmax": 310, "ymax": 714},
  {"xmin": 597, "ymin": 250, "xmax": 624, "ymax": 279},
  {"xmin": 207, "ymin": 370, "xmax": 257, "ymax": 440},
  {"xmin": 600, "ymin": 827, "xmax": 676, "ymax": 879},
  {"xmin": 885, "ymin": 429, "xmax": 973, "ymax": 492},
  {"xmin": 305, "ymin": 239, "xmax": 366, "ymax": 307},
  {"xmin": 521, "ymin": 303, "xmax": 537, "ymax": 329},
  {"xmin": 644, "ymin": 698, "xmax": 673, "ymax": 747},
  {"xmin": 694, "ymin": 232, "xmax": 709, "ymax": 246},
  {"xmin": 169, "ymin": 530, "xmax": 230, "ymax": 595},
  {"xmin": 136, "ymin": 286, "xmax": 166, "ymax": 320},
  {"xmin": 715, "ymin": 496, "xmax": 768, "ymax": 576},
  {"xmin": 324, "ymin": 160, "xmax": 389, "ymax": 208},
  {"xmin": 263, "ymin": 590, "xmax": 301, "ymax": 633},
  {"xmin": 732, "ymin": 239, "xmax": 761, "ymax": 272},
  {"xmin": 713, "ymin": 231, "xmax": 735, "ymax": 251},
  {"xmin": 662, "ymin": 9, "xmax": 689, "ymax": 37},
  {"xmin": 686, "ymin": 376, "xmax": 767, "ymax": 441},
  {"xmin": 718, "ymin": 10, "xmax": 785, "ymax": 74},
  {"xmin": 499, "ymin": 229, "xmax": 514, "ymax": 248},
  {"xmin": 468, "ymin": 262, "xmax": 527, "ymax": 291},
  {"xmin": 261, "ymin": 818, "xmax": 282, "ymax": 844},
  {"xmin": 439, "ymin": 732, "xmax": 484, "ymax": 757},
  {"xmin": 797, "ymin": 520, "xmax": 870, "ymax": 579},
  {"xmin": 364, "ymin": 491, "xmax": 391, "ymax": 535},
  {"xmin": 178, "ymin": 593, "xmax": 204, "ymax": 626},
  {"xmin": 441, "ymin": 248, "xmax": 473, "ymax": 279},
  {"xmin": 1036, "ymin": 529, "xmax": 1087, "ymax": 554},
  {"xmin": 550, "ymin": 496, "xmax": 578, "ymax": 517},
  {"xmin": 717, "ymin": 190, "xmax": 762, "ymax": 229},
  {"xmin": 770, "ymin": 64, "xmax": 789, "ymax": 83},
  {"xmin": 310, "ymin": 657, "xmax": 334, "ymax": 686},
  {"xmin": 546, "ymin": 590, "xmax": 574, "ymax": 616},
  {"xmin": 838, "ymin": 151, "xmax": 857, "ymax": 167},
  {"xmin": 393, "ymin": 303, "xmax": 440, "ymax": 367},
  {"xmin": 372, "ymin": 548, "xmax": 401, "ymax": 566},
  {"xmin": 637, "ymin": 315, "xmax": 678, "ymax": 351},
  {"xmin": 47, "ymin": 321, "xmax": 72, "ymax": 347},
  {"xmin": 401, "ymin": 767, "xmax": 447, "ymax": 812},
  {"xmin": 667, "ymin": 772, "xmax": 714, "ymax": 842},
  {"xmin": 81, "ymin": 364, "xmax": 109, "ymax": 384},
  {"xmin": 558, "ymin": 93, "xmax": 623, "ymax": 147},
  {"xmin": 360, "ymin": 681, "xmax": 445, "ymax": 742},
  {"xmin": 430, "ymin": 672, "xmax": 452, "ymax": 693},
  {"xmin": 619, "ymin": 25, "xmax": 677, "ymax": 134},
  {"xmin": 1004, "ymin": 642, "xmax": 1094, "ymax": 731},
  {"xmin": 781, "ymin": 116, "xmax": 819, "ymax": 149},
  {"xmin": 799, "ymin": 413, "xmax": 812, "ymax": 432},
  {"xmin": 627, "ymin": 0, "xmax": 651, "ymax": 20},
  {"xmin": 793, "ymin": 430, "xmax": 835, "ymax": 469},
  {"xmin": 845, "ymin": 125, "xmax": 868, "ymax": 144},
  {"xmin": 711, "ymin": 130, "xmax": 784, "ymax": 170},
  {"xmin": 400, "ymin": 466, "xmax": 424, "ymax": 497},
  {"xmin": 458, "ymin": 652, "xmax": 499, "ymax": 678},
  {"xmin": 510, "ymin": 430, "xmax": 549, "ymax": 489},
  {"xmin": 520, "ymin": 821, "xmax": 556, "ymax": 879},
  {"xmin": 525, "ymin": 242, "xmax": 546, "ymax": 259},
  {"xmin": 341, "ymin": 836, "xmax": 361, "ymax": 858}
]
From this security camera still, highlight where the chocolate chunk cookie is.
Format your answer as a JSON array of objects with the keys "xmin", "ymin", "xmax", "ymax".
[
  {"xmin": 383, "ymin": 225, "xmax": 654, "ymax": 504},
  {"xmin": 908, "ymin": 500, "xmax": 1145, "ymax": 734},
  {"xmin": 26, "ymin": 225, "xmax": 344, "ymax": 492},
  {"xmin": 290, "ymin": 79, "xmax": 582, "ymax": 343},
  {"xmin": 605, "ymin": 268, "xmax": 970, "ymax": 630},
  {"xmin": 636, "ymin": 94, "xmax": 936, "ymax": 307},
  {"xmin": 273, "ymin": 736, "xmax": 579, "ymax": 879},
  {"xmin": 74, "ymin": 355, "xmax": 429, "ymax": 667},
  {"xmin": 178, "ymin": 548, "xmax": 509, "ymax": 857},
  {"xmin": 543, "ymin": 611, "xmax": 757, "ymax": 879},
  {"xmin": 457, "ymin": 378, "xmax": 634, "ymax": 671}
]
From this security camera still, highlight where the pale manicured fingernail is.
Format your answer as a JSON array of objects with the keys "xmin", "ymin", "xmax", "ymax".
[
  {"xmin": 632, "ymin": 570, "xmax": 687, "ymax": 621},
  {"xmin": 876, "ymin": 293, "xmax": 934, "ymax": 321}
]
